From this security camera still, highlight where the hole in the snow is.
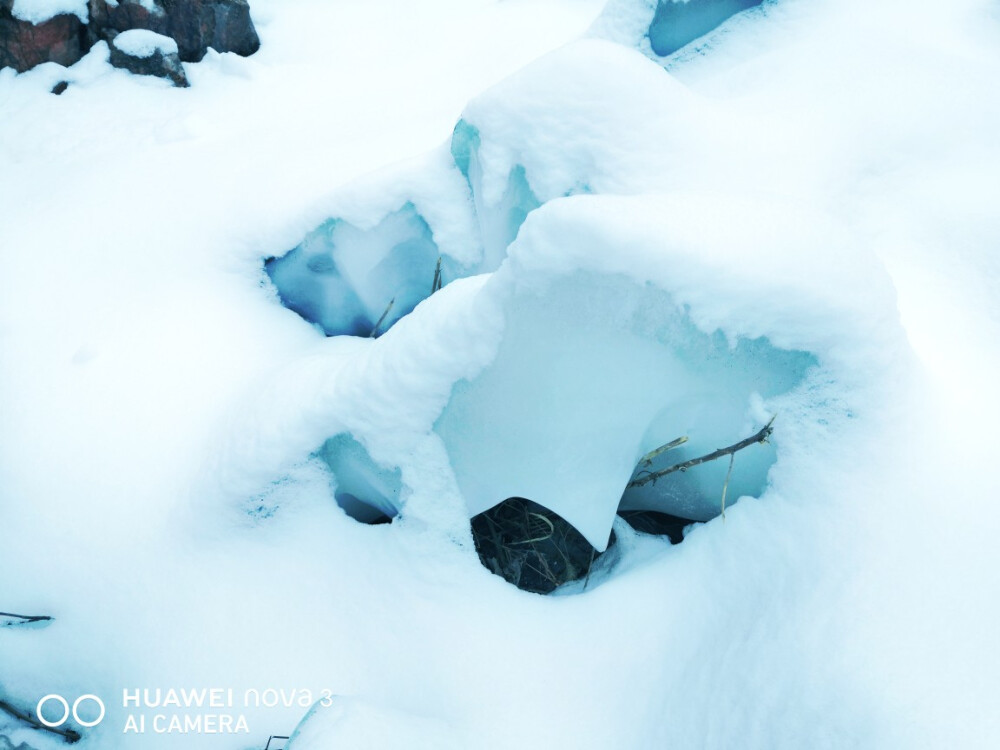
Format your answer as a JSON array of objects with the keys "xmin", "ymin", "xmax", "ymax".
[
  {"xmin": 621, "ymin": 411, "xmax": 781, "ymax": 522},
  {"xmin": 617, "ymin": 509, "xmax": 700, "ymax": 544},
  {"xmin": 471, "ymin": 497, "xmax": 617, "ymax": 595},
  {"xmin": 318, "ymin": 434, "xmax": 400, "ymax": 525},
  {"xmin": 335, "ymin": 493, "xmax": 394, "ymax": 525},
  {"xmin": 436, "ymin": 272, "xmax": 817, "ymax": 547},
  {"xmin": 648, "ymin": 0, "xmax": 764, "ymax": 58},
  {"xmin": 264, "ymin": 203, "xmax": 457, "ymax": 338}
]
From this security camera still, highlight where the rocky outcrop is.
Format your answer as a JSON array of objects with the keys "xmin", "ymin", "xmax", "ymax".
[
  {"xmin": 109, "ymin": 28, "xmax": 188, "ymax": 86},
  {"xmin": 88, "ymin": 0, "xmax": 258, "ymax": 62},
  {"xmin": 0, "ymin": 0, "xmax": 258, "ymax": 73}
]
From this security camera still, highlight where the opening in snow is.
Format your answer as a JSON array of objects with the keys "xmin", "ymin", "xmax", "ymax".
[
  {"xmin": 471, "ymin": 498, "xmax": 709, "ymax": 594},
  {"xmin": 617, "ymin": 509, "xmax": 700, "ymax": 544},
  {"xmin": 318, "ymin": 434, "xmax": 400, "ymax": 524},
  {"xmin": 450, "ymin": 119, "xmax": 541, "ymax": 270},
  {"xmin": 471, "ymin": 497, "xmax": 619, "ymax": 595},
  {"xmin": 435, "ymin": 272, "xmax": 817, "ymax": 552},
  {"xmin": 648, "ymin": 0, "xmax": 764, "ymax": 57},
  {"xmin": 265, "ymin": 203, "xmax": 455, "ymax": 338}
]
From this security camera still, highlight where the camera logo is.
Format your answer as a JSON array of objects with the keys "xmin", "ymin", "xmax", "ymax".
[{"xmin": 36, "ymin": 694, "xmax": 105, "ymax": 728}]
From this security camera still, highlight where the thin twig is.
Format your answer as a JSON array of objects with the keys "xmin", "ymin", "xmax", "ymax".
[
  {"xmin": 637, "ymin": 435, "xmax": 688, "ymax": 468},
  {"xmin": 0, "ymin": 698, "xmax": 81, "ymax": 744},
  {"xmin": 0, "ymin": 611, "xmax": 52, "ymax": 624},
  {"xmin": 582, "ymin": 546, "xmax": 596, "ymax": 591},
  {"xmin": 720, "ymin": 453, "xmax": 735, "ymax": 521},
  {"xmin": 508, "ymin": 513, "xmax": 554, "ymax": 545},
  {"xmin": 627, "ymin": 415, "xmax": 776, "ymax": 489},
  {"xmin": 431, "ymin": 257, "xmax": 443, "ymax": 294},
  {"xmin": 369, "ymin": 297, "xmax": 395, "ymax": 338}
]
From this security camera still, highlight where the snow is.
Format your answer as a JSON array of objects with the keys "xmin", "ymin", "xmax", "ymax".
[
  {"xmin": 2, "ymin": 0, "xmax": 1000, "ymax": 748},
  {"xmin": 10, "ymin": 0, "xmax": 88, "ymax": 24},
  {"xmin": 434, "ymin": 190, "xmax": 876, "ymax": 549},
  {"xmin": 112, "ymin": 30, "xmax": 178, "ymax": 59}
]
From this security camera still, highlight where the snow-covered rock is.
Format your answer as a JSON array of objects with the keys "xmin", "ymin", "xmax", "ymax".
[
  {"xmin": 109, "ymin": 28, "xmax": 187, "ymax": 85},
  {"xmin": 87, "ymin": 0, "xmax": 171, "ymax": 53},
  {"xmin": 112, "ymin": 25, "xmax": 173, "ymax": 56},
  {"xmin": 87, "ymin": 0, "xmax": 258, "ymax": 62},
  {"xmin": 11, "ymin": 0, "xmax": 87, "ymax": 24},
  {"xmin": 0, "ymin": 6, "xmax": 87, "ymax": 71}
]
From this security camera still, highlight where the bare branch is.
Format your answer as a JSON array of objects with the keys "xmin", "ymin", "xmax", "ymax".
[
  {"xmin": 720, "ymin": 453, "xmax": 735, "ymax": 521},
  {"xmin": 431, "ymin": 257, "xmax": 443, "ymax": 294},
  {"xmin": 637, "ymin": 435, "xmax": 688, "ymax": 468},
  {"xmin": 627, "ymin": 415, "xmax": 776, "ymax": 489},
  {"xmin": 369, "ymin": 297, "xmax": 395, "ymax": 338},
  {"xmin": 0, "ymin": 698, "xmax": 81, "ymax": 744},
  {"xmin": 0, "ymin": 611, "xmax": 52, "ymax": 624}
]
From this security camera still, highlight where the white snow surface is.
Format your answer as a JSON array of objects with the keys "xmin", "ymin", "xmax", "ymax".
[
  {"xmin": 2, "ymin": 0, "xmax": 1000, "ymax": 748},
  {"xmin": 112, "ymin": 29, "xmax": 179, "ymax": 59},
  {"xmin": 10, "ymin": 0, "xmax": 88, "ymax": 24}
]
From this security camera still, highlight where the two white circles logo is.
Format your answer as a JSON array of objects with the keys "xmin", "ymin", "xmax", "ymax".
[{"xmin": 36, "ymin": 694, "xmax": 105, "ymax": 727}]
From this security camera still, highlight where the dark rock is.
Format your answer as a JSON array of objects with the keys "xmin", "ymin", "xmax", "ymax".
[
  {"xmin": 87, "ymin": 0, "xmax": 170, "ymax": 48},
  {"xmin": 648, "ymin": 0, "xmax": 763, "ymax": 57},
  {"xmin": 471, "ymin": 497, "xmax": 615, "ymax": 595},
  {"xmin": 0, "ymin": 12, "xmax": 86, "ymax": 72},
  {"xmin": 51, "ymin": 79, "xmax": 69, "ymax": 94},
  {"xmin": 88, "ymin": 0, "xmax": 258, "ymax": 61},
  {"xmin": 109, "ymin": 29, "xmax": 188, "ymax": 86},
  {"xmin": 161, "ymin": 0, "xmax": 258, "ymax": 62}
]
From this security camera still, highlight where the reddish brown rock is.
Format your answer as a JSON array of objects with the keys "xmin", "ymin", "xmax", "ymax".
[
  {"xmin": 0, "ymin": 11, "xmax": 87, "ymax": 72},
  {"xmin": 109, "ymin": 28, "xmax": 188, "ymax": 87}
]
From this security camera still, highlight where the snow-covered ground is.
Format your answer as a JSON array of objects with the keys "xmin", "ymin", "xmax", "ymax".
[{"xmin": 2, "ymin": 0, "xmax": 999, "ymax": 748}]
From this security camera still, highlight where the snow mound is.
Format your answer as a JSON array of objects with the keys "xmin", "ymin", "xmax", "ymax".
[
  {"xmin": 260, "ymin": 37, "xmax": 902, "ymax": 551},
  {"xmin": 251, "ymin": 187, "xmax": 898, "ymax": 552},
  {"xmin": 10, "ymin": 0, "xmax": 87, "ymax": 24},
  {"xmin": 111, "ymin": 29, "xmax": 179, "ymax": 59},
  {"xmin": 264, "ymin": 149, "xmax": 482, "ymax": 337},
  {"xmin": 265, "ymin": 39, "xmax": 709, "ymax": 336},
  {"xmin": 435, "ymin": 190, "xmax": 896, "ymax": 549}
]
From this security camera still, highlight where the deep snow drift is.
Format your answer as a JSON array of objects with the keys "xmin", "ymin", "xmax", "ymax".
[{"xmin": 2, "ymin": 0, "xmax": 1000, "ymax": 748}]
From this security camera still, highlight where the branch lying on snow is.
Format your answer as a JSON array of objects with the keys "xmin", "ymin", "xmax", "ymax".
[
  {"xmin": 0, "ymin": 698, "xmax": 81, "ymax": 744},
  {"xmin": 0, "ymin": 611, "xmax": 53, "ymax": 625},
  {"xmin": 627, "ymin": 415, "xmax": 776, "ymax": 489}
]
